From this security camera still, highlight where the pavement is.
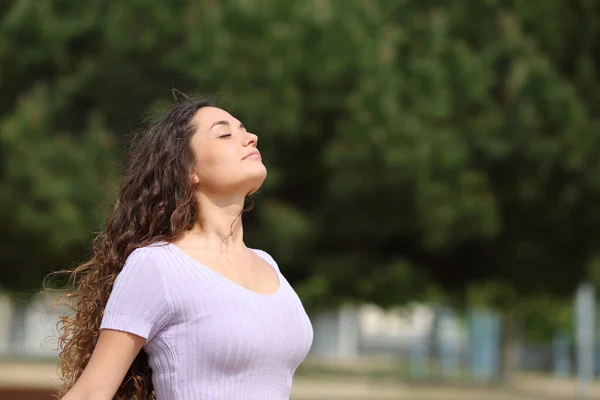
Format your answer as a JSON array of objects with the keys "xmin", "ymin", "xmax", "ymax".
[{"xmin": 2, "ymin": 360, "xmax": 600, "ymax": 399}]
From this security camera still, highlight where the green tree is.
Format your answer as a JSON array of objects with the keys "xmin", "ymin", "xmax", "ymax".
[
  {"xmin": 0, "ymin": 85, "xmax": 117, "ymax": 294},
  {"xmin": 2, "ymin": 0, "xmax": 600, "ymax": 324}
]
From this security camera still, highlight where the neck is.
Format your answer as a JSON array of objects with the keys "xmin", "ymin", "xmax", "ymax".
[{"xmin": 187, "ymin": 191, "xmax": 246, "ymax": 251}]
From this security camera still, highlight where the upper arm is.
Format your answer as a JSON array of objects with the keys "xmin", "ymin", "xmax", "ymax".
[
  {"xmin": 62, "ymin": 329, "xmax": 146, "ymax": 399},
  {"xmin": 100, "ymin": 247, "xmax": 173, "ymax": 341},
  {"xmin": 62, "ymin": 247, "xmax": 172, "ymax": 399}
]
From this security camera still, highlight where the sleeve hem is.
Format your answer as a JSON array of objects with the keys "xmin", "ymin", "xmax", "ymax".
[{"xmin": 100, "ymin": 312, "xmax": 153, "ymax": 340}]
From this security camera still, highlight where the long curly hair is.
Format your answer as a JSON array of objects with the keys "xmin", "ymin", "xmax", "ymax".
[{"xmin": 51, "ymin": 97, "xmax": 246, "ymax": 399}]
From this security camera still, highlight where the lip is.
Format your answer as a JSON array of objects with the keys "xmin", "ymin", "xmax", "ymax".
[{"xmin": 242, "ymin": 149, "xmax": 261, "ymax": 160}]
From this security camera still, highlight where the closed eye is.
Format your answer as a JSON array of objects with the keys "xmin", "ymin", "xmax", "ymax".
[{"xmin": 218, "ymin": 133, "xmax": 232, "ymax": 139}]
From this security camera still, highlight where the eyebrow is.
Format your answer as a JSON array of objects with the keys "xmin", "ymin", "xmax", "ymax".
[{"xmin": 209, "ymin": 121, "xmax": 245, "ymax": 130}]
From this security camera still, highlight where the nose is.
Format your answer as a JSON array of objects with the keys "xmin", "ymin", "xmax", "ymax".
[{"xmin": 244, "ymin": 131, "xmax": 258, "ymax": 147}]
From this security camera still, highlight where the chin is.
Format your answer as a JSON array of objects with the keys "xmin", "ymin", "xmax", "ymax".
[{"xmin": 245, "ymin": 168, "xmax": 267, "ymax": 195}]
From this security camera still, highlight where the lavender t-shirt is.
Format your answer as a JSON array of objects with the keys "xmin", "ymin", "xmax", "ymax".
[{"xmin": 99, "ymin": 242, "xmax": 314, "ymax": 400}]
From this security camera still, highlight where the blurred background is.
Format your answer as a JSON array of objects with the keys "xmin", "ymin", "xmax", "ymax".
[{"xmin": 2, "ymin": 0, "xmax": 600, "ymax": 399}]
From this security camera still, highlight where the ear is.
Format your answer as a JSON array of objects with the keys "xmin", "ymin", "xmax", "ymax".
[{"xmin": 191, "ymin": 171, "xmax": 199, "ymax": 184}]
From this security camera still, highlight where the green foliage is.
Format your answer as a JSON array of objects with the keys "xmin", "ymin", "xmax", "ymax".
[
  {"xmin": 519, "ymin": 295, "xmax": 572, "ymax": 343},
  {"xmin": 0, "ymin": 85, "xmax": 117, "ymax": 293},
  {"xmin": 2, "ymin": 0, "xmax": 600, "ymax": 311}
]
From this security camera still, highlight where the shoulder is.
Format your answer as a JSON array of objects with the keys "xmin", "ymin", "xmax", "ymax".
[
  {"xmin": 125, "ymin": 241, "xmax": 171, "ymax": 261},
  {"xmin": 109, "ymin": 243, "xmax": 174, "ymax": 307},
  {"xmin": 249, "ymin": 248, "xmax": 280, "ymax": 272},
  {"xmin": 119, "ymin": 242, "xmax": 172, "ymax": 276},
  {"xmin": 102, "ymin": 243, "xmax": 174, "ymax": 340}
]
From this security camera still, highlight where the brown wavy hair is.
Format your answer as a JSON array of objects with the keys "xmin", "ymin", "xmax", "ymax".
[{"xmin": 51, "ymin": 97, "xmax": 247, "ymax": 399}]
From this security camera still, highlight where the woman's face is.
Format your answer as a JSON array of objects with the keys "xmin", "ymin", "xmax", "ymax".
[{"xmin": 189, "ymin": 107, "xmax": 267, "ymax": 196}]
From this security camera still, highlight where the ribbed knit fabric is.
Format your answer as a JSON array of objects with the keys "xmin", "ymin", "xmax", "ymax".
[{"xmin": 99, "ymin": 242, "xmax": 314, "ymax": 400}]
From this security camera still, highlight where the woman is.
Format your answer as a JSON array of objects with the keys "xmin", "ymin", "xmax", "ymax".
[{"xmin": 55, "ymin": 98, "xmax": 314, "ymax": 399}]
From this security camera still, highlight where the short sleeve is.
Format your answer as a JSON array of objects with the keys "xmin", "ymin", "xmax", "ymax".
[{"xmin": 100, "ymin": 247, "xmax": 172, "ymax": 341}]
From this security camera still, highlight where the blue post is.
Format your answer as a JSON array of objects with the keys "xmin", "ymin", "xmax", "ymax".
[
  {"xmin": 595, "ymin": 342, "xmax": 600, "ymax": 379},
  {"xmin": 574, "ymin": 283, "xmax": 595, "ymax": 399},
  {"xmin": 438, "ymin": 309, "xmax": 461, "ymax": 379},
  {"xmin": 486, "ymin": 311, "xmax": 501, "ymax": 379},
  {"xmin": 410, "ymin": 332, "xmax": 429, "ymax": 380},
  {"xmin": 553, "ymin": 334, "xmax": 571, "ymax": 378},
  {"xmin": 468, "ymin": 309, "xmax": 501, "ymax": 380}
]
